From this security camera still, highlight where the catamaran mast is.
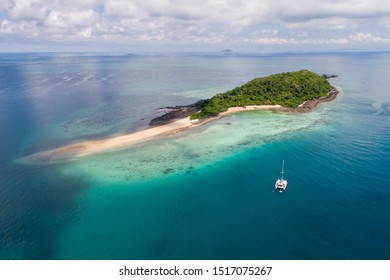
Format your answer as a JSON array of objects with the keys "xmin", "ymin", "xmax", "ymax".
[{"xmin": 281, "ymin": 160, "xmax": 284, "ymax": 180}]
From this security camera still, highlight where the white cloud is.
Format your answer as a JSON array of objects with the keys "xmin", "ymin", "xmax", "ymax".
[
  {"xmin": 302, "ymin": 38, "xmax": 350, "ymax": 45},
  {"xmin": 10, "ymin": 0, "xmax": 48, "ymax": 21},
  {"xmin": 0, "ymin": 19, "xmax": 10, "ymax": 32},
  {"xmin": 0, "ymin": 0, "xmax": 12, "ymax": 10},
  {"xmin": 0, "ymin": 18, "xmax": 38, "ymax": 36},
  {"xmin": 104, "ymin": 1, "xmax": 139, "ymax": 18},
  {"xmin": 44, "ymin": 9, "xmax": 97, "ymax": 28},
  {"xmin": 77, "ymin": 27, "xmax": 93, "ymax": 38},
  {"xmin": 2, "ymin": 0, "xmax": 390, "ymax": 50},
  {"xmin": 269, "ymin": 0, "xmax": 390, "ymax": 22},
  {"xmin": 261, "ymin": 29, "xmax": 279, "ymax": 35},
  {"xmin": 350, "ymin": 32, "xmax": 375, "ymax": 41},
  {"xmin": 286, "ymin": 17, "xmax": 355, "ymax": 30},
  {"xmin": 349, "ymin": 32, "xmax": 390, "ymax": 43},
  {"xmin": 241, "ymin": 36, "xmax": 298, "ymax": 45}
]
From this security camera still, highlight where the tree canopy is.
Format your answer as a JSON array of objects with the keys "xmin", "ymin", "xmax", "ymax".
[{"xmin": 191, "ymin": 69, "xmax": 333, "ymax": 119}]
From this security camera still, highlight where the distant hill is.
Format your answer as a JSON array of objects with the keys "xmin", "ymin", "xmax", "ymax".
[
  {"xmin": 220, "ymin": 49, "xmax": 234, "ymax": 53},
  {"xmin": 191, "ymin": 70, "xmax": 333, "ymax": 119}
]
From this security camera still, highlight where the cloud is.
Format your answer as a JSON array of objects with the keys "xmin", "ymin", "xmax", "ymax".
[
  {"xmin": 269, "ymin": 0, "xmax": 390, "ymax": 23},
  {"xmin": 45, "ymin": 9, "xmax": 97, "ymax": 28},
  {"xmin": 241, "ymin": 37, "xmax": 298, "ymax": 45},
  {"xmin": 1, "ymin": 0, "xmax": 390, "ymax": 51},
  {"xmin": 286, "ymin": 17, "xmax": 355, "ymax": 30},
  {"xmin": 10, "ymin": 0, "xmax": 48, "ymax": 21},
  {"xmin": 0, "ymin": 18, "xmax": 38, "ymax": 36},
  {"xmin": 0, "ymin": 0, "xmax": 12, "ymax": 11},
  {"xmin": 349, "ymin": 32, "xmax": 390, "ymax": 43},
  {"xmin": 104, "ymin": 1, "xmax": 138, "ymax": 18},
  {"xmin": 301, "ymin": 38, "xmax": 350, "ymax": 45},
  {"xmin": 0, "ymin": 19, "xmax": 11, "ymax": 33}
]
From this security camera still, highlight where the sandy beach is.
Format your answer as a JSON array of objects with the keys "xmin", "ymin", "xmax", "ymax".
[
  {"xmin": 219, "ymin": 105, "xmax": 282, "ymax": 116},
  {"xmin": 20, "ymin": 105, "xmax": 283, "ymax": 164},
  {"xmin": 20, "ymin": 88, "xmax": 338, "ymax": 165},
  {"xmin": 20, "ymin": 117, "xmax": 202, "ymax": 164}
]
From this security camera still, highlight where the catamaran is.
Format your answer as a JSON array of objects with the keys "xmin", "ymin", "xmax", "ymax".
[{"xmin": 275, "ymin": 160, "xmax": 287, "ymax": 192}]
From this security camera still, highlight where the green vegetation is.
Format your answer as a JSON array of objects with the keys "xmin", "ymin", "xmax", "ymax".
[{"xmin": 190, "ymin": 69, "xmax": 333, "ymax": 119}]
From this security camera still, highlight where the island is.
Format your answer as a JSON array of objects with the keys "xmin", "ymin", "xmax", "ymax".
[
  {"xmin": 150, "ymin": 69, "xmax": 337, "ymax": 125},
  {"xmin": 20, "ymin": 69, "xmax": 338, "ymax": 164},
  {"xmin": 191, "ymin": 69, "xmax": 334, "ymax": 119}
]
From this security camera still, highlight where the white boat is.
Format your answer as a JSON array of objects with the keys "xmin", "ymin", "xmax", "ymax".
[{"xmin": 275, "ymin": 160, "xmax": 287, "ymax": 192}]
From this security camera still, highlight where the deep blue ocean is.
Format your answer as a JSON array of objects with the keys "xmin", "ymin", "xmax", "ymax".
[{"xmin": 0, "ymin": 52, "xmax": 389, "ymax": 259}]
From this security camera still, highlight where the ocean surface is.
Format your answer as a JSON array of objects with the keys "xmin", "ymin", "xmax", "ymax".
[{"xmin": 0, "ymin": 52, "xmax": 389, "ymax": 260}]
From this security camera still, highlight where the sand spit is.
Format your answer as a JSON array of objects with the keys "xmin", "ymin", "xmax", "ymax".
[{"xmin": 20, "ymin": 89, "xmax": 338, "ymax": 164}]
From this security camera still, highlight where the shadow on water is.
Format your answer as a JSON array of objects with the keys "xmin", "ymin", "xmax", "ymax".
[{"xmin": 0, "ymin": 163, "xmax": 89, "ymax": 259}]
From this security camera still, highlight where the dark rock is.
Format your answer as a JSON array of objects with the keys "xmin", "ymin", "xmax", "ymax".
[
  {"xmin": 322, "ymin": 74, "xmax": 338, "ymax": 79},
  {"xmin": 149, "ymin": 100, "xmax": 205, "ymax": 127}
]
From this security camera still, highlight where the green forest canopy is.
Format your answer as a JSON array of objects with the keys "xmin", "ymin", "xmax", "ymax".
[{"xmin": 191, "ymin": 69, "xmax": 333, "ymax": 119}]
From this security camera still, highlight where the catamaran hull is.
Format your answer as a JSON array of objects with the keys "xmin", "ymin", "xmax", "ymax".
[{"xmin": 275, "ymin": 179, "xmax": 287, "ymax": 192}]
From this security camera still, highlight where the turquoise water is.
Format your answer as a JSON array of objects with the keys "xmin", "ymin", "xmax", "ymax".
[{"xmin": 0, "ymin": 52, "xmax": 389, "ymax": 259}]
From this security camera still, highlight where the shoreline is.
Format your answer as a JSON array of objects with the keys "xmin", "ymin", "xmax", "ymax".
[
  {"xmin": 19, "ymin": 117, "xmax": 205, "ymax": 164},
  {"xmin": 20, "ymin": 89, "xmax": 338, "ymax": 165}
]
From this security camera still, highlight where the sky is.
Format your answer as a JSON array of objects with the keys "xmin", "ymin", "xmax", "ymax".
[{"xmin": 1, "ymin": 0, "xmax": 390, "ymax": 52}]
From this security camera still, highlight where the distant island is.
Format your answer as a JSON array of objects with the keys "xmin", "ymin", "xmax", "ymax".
[{"xmin": 21, "ymin": 69, "xmax": 338, "ymax": 164}]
